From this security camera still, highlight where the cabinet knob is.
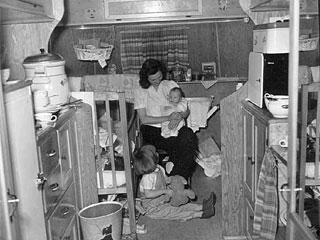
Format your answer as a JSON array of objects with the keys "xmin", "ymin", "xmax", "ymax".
[{"xmin": 247, "ymin": 156, "xmax": 255, "ymax": 165}]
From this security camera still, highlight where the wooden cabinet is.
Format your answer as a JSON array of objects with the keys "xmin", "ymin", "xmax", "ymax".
[
  {"xmin": 37, "ymin": 110, "xmax": 80, "ymax": 240},
  {"xmin": 2, "ymin": 82, "xmax": 47, "ymax": 240},
  {"xmin": 242, "ymin": 102, "xmax": 269, "ymax": 239},
  {"xmin": 60, "ymin": 0, "xmax": 246, "ymax": 26}
]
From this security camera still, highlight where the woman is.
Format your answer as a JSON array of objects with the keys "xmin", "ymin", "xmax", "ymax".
[{"xmin": 134, "ymin": 59, "xmax": 198, "ymax": 180}]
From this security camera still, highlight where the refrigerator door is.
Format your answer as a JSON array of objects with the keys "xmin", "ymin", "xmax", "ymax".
[{"xmin": 248, "ymin": 52, "xmax": 264, "ymax": 108}]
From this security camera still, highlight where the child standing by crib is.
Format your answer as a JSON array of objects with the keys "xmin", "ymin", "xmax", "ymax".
[{"xmin": 133, "ymin": 144, "xmax": 216, "ymax": 221}]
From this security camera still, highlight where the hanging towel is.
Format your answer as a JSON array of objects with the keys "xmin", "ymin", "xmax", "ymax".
[
  {"xmin": 253, "ymin": 148, "xmax": 278, "ymax": 240},
  {"xmin": 186, "ymin": 99, "xmax": 211, "ymax": 132},
  {"xmin": 201, "ymin": 80, "xmax": 217, "ymax": 89}
]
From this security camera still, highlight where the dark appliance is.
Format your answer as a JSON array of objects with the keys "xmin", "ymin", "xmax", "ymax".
[{"xmin": 247, "ymin": 52, "xmax": 289, "ymax": 108}]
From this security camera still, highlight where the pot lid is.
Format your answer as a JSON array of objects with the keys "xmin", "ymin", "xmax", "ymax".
[{"xmin": 23, "ymin": 49, "xmax": 64, "ymax": 64}]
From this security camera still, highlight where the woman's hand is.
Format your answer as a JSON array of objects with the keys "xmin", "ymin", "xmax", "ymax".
[
  {"xmin": 168, "ymin": 119, "xmax": 180, "ymax": 130},
  {"xmin": 169, "ymin": 112, "xmax": 183, "ymax": 121},
  {"xmin": 168, "ymin": 112, "xmax": 182, "ymax": 130}
]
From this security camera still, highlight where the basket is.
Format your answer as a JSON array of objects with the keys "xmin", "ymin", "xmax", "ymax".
[
  {"xmin": 74, "ymin": 44, "xmax": 114, "ymax": 61},
  {"xmin": 299, "ymin": 37, "xmax": 319, "ymax": 51}
]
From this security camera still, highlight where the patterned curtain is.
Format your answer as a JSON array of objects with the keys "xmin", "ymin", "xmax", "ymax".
[{"xmin": 120, "ymin": 27, "xmax": 189, "ymax": 74}]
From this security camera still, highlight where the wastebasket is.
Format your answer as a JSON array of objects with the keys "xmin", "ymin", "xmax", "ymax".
[{"xmin": 78, "ymin": 201, "xmax": 123, "ymax": 240}]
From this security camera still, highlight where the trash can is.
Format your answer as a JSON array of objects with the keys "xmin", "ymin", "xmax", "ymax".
[{"xmin": 78, "ymin": 201, "xmax": 123, "ymax": 240}]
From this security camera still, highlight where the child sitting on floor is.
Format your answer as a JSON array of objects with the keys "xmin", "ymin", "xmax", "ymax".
[{"xmin": 133, "ymin": 144, "xmax": 216, "ymax": 221}]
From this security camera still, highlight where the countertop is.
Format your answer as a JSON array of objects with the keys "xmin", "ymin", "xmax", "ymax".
[
  {"xmin": 177, "ymin": 77, "xmax": 247, "ymax": 84},
  {"xmin": 3, "ymin": 80, "xmax": 31, "ymax": 93},
  {"xmin": 271, "ymin": 145, "xmax": 288, "ymax": 164}
]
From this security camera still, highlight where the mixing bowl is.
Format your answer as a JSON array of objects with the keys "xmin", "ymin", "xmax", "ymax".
[{"xmin": 264, "ymin": 93, "xmax": 289, "ymax": 118}]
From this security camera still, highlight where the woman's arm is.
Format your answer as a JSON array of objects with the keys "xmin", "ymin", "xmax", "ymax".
[
  {"xmin": 143, "ymin": 188, "xmax": 173, "ymax": 199},
  {"xmin": 168, "ymin": 108, "xmax": 190, "ymax": 130},
  {"xmin": 137, "ymin": 108, "xmax": 171, "ymax": 125}
]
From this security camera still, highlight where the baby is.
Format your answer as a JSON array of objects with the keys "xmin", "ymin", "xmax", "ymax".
[{"xmin": 161, "ymin": 87, "xmax": 188, "ymax": 138}]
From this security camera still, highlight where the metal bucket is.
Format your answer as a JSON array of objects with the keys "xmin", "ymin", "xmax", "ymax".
[{"xmin": 78, "ymin": 201, "xmax": 123, "ymax": 240}]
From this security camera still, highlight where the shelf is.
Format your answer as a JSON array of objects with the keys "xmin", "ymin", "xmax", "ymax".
[
  {"xmin": 0, "ymin": 0, "xmax": 55, "ymax": 24},
  {"xmin": 249, "ymin": 0, "xmax": 289, "ymax": 12}
]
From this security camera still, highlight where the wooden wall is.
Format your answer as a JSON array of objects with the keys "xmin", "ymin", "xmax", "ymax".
[
  {"xmin": 49, "ymin": 18, "xmax": 319, "ymax": 147},
  {"xmin": 50, "ymin": 20, "xmax": 255, "ymax": 78},
  {"xmin": 50, "ymin": 17, "xmax": 319, "ymax": 78}
]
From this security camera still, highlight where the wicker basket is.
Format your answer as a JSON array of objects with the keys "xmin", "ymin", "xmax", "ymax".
[
  {"xmin": 74, "ymin": 44, "xmax": 114, "ymax": 61},
  {"xmin": 299, "ymin": 37, "xmax": 319, "ymax": 51}
]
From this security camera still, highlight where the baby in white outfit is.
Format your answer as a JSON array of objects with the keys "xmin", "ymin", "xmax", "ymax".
[{"xmin": 161, "ymin": 87, "xmax": 187, "ymax": 138}]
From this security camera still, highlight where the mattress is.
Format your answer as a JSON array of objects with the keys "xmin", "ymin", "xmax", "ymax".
[{"xmin": 97, "ymin": 170, "xmax": 126, "ymax": 188}]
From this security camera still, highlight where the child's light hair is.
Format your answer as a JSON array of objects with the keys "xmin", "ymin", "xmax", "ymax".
[{"xmin": 133, "ymin": 145, "xmax": 159, "ymax": 175}]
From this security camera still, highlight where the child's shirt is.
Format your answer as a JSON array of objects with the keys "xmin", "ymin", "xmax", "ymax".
[{"xmin": 139, "ymin": 165, "xmax": 167, "ymax": 194}]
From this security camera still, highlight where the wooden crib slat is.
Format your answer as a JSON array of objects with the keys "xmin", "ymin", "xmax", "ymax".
[
  {"xmin": 315, "ymin": 91, "xmax": 320, "ymax": 181},
  {"xmin": 93, "ymin": 91, "xmax": 137, "ymax": 237},
  {"xmin": 119, "ymin": 92, "xmax": 136, "ymax": 235}
]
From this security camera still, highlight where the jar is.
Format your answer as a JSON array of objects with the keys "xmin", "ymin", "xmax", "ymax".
[{"xmin": 23, "ymin": 49, "xmax": 70, "ymax": 105}]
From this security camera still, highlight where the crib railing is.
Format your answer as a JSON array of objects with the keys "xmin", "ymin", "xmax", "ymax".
[{"xmin": 93, "ymin": 91, "xmax": 138, "ymax": 236}]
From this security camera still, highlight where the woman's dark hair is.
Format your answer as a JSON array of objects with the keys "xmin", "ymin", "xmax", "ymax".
[
  {"xmin": 133, "ymin": 145, "xmax": 159, "ymax": 175},
  {"xmin": 139, "ymin": 59, "xmax": 167, "ymax": 89}
]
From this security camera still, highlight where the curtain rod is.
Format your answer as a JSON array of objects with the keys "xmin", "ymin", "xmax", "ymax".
[{"xmin": 56, "ymin": 17, "xmax": 249, "ymax": 30}]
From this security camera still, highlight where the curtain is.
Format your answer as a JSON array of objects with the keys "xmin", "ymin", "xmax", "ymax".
[{"xmin": 120, "ymin": 27, "xmax": 189, "ymax": 74}]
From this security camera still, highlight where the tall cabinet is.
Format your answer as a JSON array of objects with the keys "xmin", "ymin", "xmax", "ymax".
[
  {"xmin": 242, "ymin": 102, "xmax": 269, "ymax": 239},
  {"xmin": 2, "ymin": 82, "xmax": 46, "ymax": 240}
]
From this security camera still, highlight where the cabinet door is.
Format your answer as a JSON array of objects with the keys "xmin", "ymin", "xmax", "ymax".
[
  {"xmin": 243, "ymin": 109, "xmax": 254, "ymax": 205},
  {"xmin": 243, "ymin": 109, "xmax": 268, "ymax": 239},
  {"xmin": 243, "ymin": 109, "xmax": 256, "ymax": 238},
  {"xmin": 253, "ymin": 117, "xmax": 267, "ymax": 191},
  {"xmin": 4, "ymin": 86, "xmax": 46, "ymax": 240},
  {"xmin": 57, "ymin": 121, "xmax": 73, "ymax": 189}
]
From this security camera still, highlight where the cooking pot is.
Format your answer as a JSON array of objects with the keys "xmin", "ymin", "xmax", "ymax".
[
  {"xmin": 264, "ymin": 93, "xmax": 289, "ymax": 118},
  {"xmin": 23, "ymin": 49, "xmax": 70, "ymax": 105}
]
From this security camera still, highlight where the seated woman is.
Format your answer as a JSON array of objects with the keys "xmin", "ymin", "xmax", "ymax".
[{"xmin": 134, "ymin": 58, "xmax": 198, "ymax": 180}]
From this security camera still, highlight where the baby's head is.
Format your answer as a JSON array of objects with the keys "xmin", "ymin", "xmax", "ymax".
[
  {"xmin": 133, "ymin": 145, "xmax": 159, "ymax": 175},
  {"xmin": 168, "ymin": 87, "xmax": 184, "ymax": 105}
]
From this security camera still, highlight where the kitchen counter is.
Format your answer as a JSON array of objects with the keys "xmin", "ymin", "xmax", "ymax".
[
  {"xmin": 271, "ymin": 145, "xmax": 288, "ymax": 164},
  {"xmin": 177, "ymin": 76, "xmax": 247, "ymax": 84},
  {"xmin": 3, "ymin": 80, "xmax": 31, "ymax": 93}
]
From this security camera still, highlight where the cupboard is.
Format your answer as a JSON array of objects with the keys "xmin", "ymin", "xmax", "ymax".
[
  {"xmin": 242, "ymin": 101, "xmax": 269, "ymax": 239},
  {"xmin": 36, "ymin": 109, "xmax": 80, "ymax": 239},
  {"xmin": 1, "ymin": 82, "xmax": 46, "ymax": 240}
]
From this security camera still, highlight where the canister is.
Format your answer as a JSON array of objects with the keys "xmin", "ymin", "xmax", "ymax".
[
  {"xmin": 253, "ymin": 22, "xmax": 290, "ymax": 53},
  {"xmin": 23, "ymin": 49, "xmax": 70, "ymax": 105}
]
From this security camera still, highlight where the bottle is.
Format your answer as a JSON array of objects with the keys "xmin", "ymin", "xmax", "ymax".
[{"xmin": 186, "ymin": 64, "xmax": 192, "ymax": 82}]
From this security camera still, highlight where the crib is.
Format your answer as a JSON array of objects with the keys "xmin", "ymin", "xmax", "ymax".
[
  {"xmin": 298, "ymin": 82, "xmax": 320, "ymax": 217},
  {"xmin": 79, "ymin": 74, "xmax": 142, "ymax": 237}
]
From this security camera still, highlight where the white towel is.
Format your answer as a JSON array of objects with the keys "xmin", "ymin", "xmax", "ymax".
[
  {"xmin": 201, "ymin": 80, "xmax": 217, "ymax": 89},
  {"xmin": 187, "ymin": 99, "xmax": 211, "ymax": 132}
]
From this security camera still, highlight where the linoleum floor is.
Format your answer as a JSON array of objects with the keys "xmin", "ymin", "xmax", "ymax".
[{"xmin": 136, "ymin": 165, "xmax": 223, "ymax": 240}]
